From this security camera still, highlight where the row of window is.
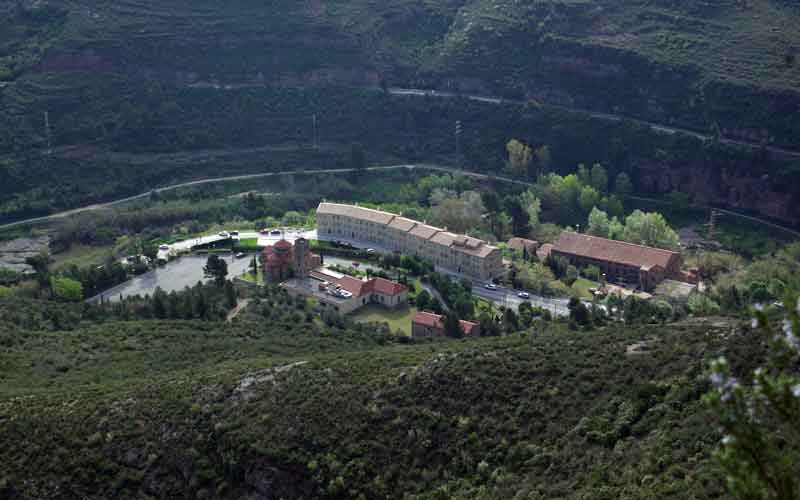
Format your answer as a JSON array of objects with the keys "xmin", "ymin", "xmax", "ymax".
[{"xmin": 320, "ymin": 216, "xmax": 499, "ymax": 278}]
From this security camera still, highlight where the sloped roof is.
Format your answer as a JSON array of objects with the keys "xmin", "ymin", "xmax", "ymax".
[
  {"xmin": 369, "ymin": 277, "xmax": 408, "ymax": 296},
  {"xmin": 335, "ymin": 275, "xmax": 372, "ymax": 297},
  {"xmin": 537, "ymin": 243, "xmax": 553, "ymax": 261},
  {"xmin": 508, "ymin": 237, "xmax": 539, "ymax": 253},
  {"xmin": 430, "ymin": 231, "xmax": 457, "ymax": 246},
  {"xmin": 412, "ymin": 311, "xmax": 480, "ymax": 336},
  {"xmin": 317, "ymin": 203, "xmax": 395, "ymax": 225},
  {"xmin": 459, "ymin": 320, "xmax": 480, "ymax": 336},
  {"xmin": 454, "ymin": 243, "xmax": 497, "ymax": 258},
  {"xmin": 388, "ymin": 217, "xmax": 417, "ymax": 232},
  {"xmin": 553, "ymin": 232, "xmax": 679, "ymax": 270},
  {"xmin": 412, "ymin": 311, "xmax": 443, "ymax": 328},
  {"xmin": 408, "ymin": 224, "xmax": 441, "ymax": 240},
  {"xmin": 316, "ymin": 202, "xmax": 499, "ymax": 258},
  {"xmin": 430, "ymin": 231, "xmax": 497, "ymax": 258}
]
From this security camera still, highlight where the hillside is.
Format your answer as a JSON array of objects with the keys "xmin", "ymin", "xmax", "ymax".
[
  {"xmin": 3, "ymin": 0, "xmax": 800, "ymax": 148},
  {"xmin": 0, "ymin": 294, "xmax": 762, "ymax": 498}
]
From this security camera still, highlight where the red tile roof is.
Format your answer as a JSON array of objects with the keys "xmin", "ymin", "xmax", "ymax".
[
  {"xmin": 335, "ymin": 275, "xmax": 372, "ymax": 297},
  {"xmin": 508, "ymin": 237, "xmax": 539, "ymax": 254},
  {"xmin": 412, "ymin": 312, "xmax": 480, "ymax": 336},
  {"xmin": 553, "ymin": 232, "xmax": 680, "ymax": 270},
  {"xmin": 536, "ymin": 243, "xmax": 553, "ymax": 261},
  {"xmin": 309, "ymin": 268, "xmax": 407, "ymax": 298},
  {"xmin": 459, "ymin": 320, "xmax": 480, "ymax": 336},
  {"xmin": 413, "ymin": 311, "xmax": 442, "ymax": 328},
  {"xmin": 369, "ymin": 277, "xmax": 408, "ymax": 296}
]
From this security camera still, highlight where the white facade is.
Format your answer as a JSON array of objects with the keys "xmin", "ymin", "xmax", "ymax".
[{"xmin": 317, "ymin": 203, "xmax": 504, "ymax": 281}]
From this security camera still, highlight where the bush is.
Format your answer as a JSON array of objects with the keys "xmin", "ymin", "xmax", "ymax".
[
  {"xmin": 564, "ymin": 265, "xmax": 579, "ymax": 286},
  {"xmin": 687, "ymin": 293, "xmax": 721, "ymax": 316},
  {"xmin": 50, "ymin": 276, "xmax": 83, "ymax": 302},
  {"xmin": 582, "ymin": 265, "xmax": 601, "ymax": 282}
]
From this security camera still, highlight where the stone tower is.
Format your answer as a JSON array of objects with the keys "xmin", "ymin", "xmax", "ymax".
[{"xmin": 294, "ymin": 237, "xmax": 309, "ymax": 279}]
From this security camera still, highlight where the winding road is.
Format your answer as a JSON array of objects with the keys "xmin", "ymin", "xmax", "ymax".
[
  {"xmin": 2, "ymin": 162, "xmax": 798, "ymax": 240},
  {"xmin": 388, "ymin": 88, "xmax": 800, "ymax": 159}
]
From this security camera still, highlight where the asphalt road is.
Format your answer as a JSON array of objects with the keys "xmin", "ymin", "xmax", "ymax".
[
  {"xmin": 110, "ymin": 228, "xmax": 571, "ymax": 315},
  {"xmin": 388, "ymin": 87, "xmax": 800, "ymax": 158},
  {"xmin": 316, "ymin": 233, "xmax": 571, "ymax": 316}
]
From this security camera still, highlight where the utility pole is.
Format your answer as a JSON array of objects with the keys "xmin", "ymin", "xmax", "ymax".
[
  {"xmin": 707, "ymin": 209, "xmax": 720, "ymax": 241},
  {"xmin": 313, "ymin": 114, "xmax": 318, "ymax": 150},
  {"xmin": 455, "ymin": 120, "xmax": 462, "ymax": 166},
  {"xmin": 44, "ymin": 111, "xmax": 52, "ymax": 156}
]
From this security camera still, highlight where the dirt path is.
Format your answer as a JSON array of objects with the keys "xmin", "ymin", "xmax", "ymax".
[{"xmin": 226, "ymin": 298, "xmax": 250, "ymax": 322}]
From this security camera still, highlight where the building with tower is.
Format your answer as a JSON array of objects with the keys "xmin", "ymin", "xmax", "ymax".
[{"xmin": 261, "ymin": 238, "xmax": 321, "ymax": 282}]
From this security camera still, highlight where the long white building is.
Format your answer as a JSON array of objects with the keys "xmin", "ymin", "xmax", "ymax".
[{"xmin": 316, "ymin": 202, "xmax": 504, "ymax": 281}]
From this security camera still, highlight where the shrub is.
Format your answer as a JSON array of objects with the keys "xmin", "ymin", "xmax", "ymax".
[{"xmin": 50, "ymin": 276, "xmax": 83, "ymax": 302}]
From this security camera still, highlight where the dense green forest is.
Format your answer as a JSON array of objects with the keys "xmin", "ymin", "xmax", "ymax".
[
  {"xmin": 2, "ymin": 74, "xmax": 799, "ymax": 226},
  {"xmin": 2, "ymin": 2, "xmax": 800, "ymax": 497},
  {"xmin": 0, "ymin": 291, "xmax": 766, "ymax": 499},
  {"xmin": 3, "ymin": 0, "xmax": 800, "ymax": 147},
  {"xmin": 2, "ymin": 0, "xmax": 800, "ymax": 226}
]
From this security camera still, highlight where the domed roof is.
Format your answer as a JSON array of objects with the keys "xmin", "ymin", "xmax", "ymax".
[{"xmin": 274, "ymin": 239, "xmax": 292, "ymax": 249}]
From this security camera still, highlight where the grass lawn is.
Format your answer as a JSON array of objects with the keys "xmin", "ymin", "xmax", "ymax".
[
  {"xmin": 571, "ymin": 278, "xmax": 600, "ymax": 299},
  {"xmin": 51, "ymin": 244, "xmax": 114, "ymax": 271},
  {"xmin": 352, "ymin": 304, "xmax": 418, "ymax": 337},
  {"xmin": 235, "ymin": 238, "xmax": 261, "ymax": 249},
  {"xmin": 240, "ymin": 269, "xmax": 265, "ymax": 284}
]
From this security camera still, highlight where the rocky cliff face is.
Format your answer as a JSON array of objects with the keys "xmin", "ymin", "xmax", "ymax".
[
  {"xmin": 39, "ymin": 50, "xmax": 381, "ymax": 89},
  {"xmin": 637, "ymin": 162, "xmax": 800, "ymax": 224}
]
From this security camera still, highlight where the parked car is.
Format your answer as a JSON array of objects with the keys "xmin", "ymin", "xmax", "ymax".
[
  {"xmin": 158, "ymin": 244, "xmax": 170, "ymax": 251},
  {"xmin": 218, "ymin": 231, "xmax": 229, "ymax": 238},
  {"xmin": 517, "ymin": 291, "xmax": 531, "ymax": 299},
  {"xmin": 230, "ymin": 231, "xmax": 239, "ymax": 237},
  {"xmin": 366, "ymin": 248, "xmax": 375, "ymax": 253},
  {"xmin": 270, "ymin": 230, "xmax": 281, "ymax": 236},
  {"xmin": 235, "ymin": 252, "xmax": 246, "ymax": 259},
  {"xmin": 260, "ymin": 228, "xmax": 270, "ymax": 235},
  {"xmin": 484, "ymin": 283, "xmax": 498, "ymax": 291}
]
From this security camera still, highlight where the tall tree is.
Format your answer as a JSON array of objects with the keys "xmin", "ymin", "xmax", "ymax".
[
  {"xmin": 203, "ymin": 255, "xmax": 228, "ymax": 286},
  {"xmin": 590, "ymin": 163, "xmax": 608, "ymax": 192},
  {"xmin": 152, "ymin": 287, "xmax": 167, "ymax": 319},
  {"xmin": 535, "ymin": 145, "xmax": 552, "ymax": 177},
  {"xmin": 622, "ymin": 210, "xmax": 680, "ymax": 250},
  {"xmin": 504, "ymin": 196, "xmax": 530, "ymax": 236},
  {"xmin": 415, "ymin": 290, "xmax": 431, "ymax": 310},
  {"xmin": 224, "ymin": 281, "xmax": 238, "ymax": 309},
  {"xmin": 614, "ymin": 172, "xmax": 634, "ymax": 196},
  {"xmin": 250, "ymin": 255, "xmax": 259, "ymax": 275},
  {"xmin": 482, "ymin": 190, "xmax": 502, "ymax": 236},
  {"xmin": 506, "ymin": 139, "xmax": 533, "ymax": 177},
  {"xmin": 587, "ymin": 207, "xmax": 612, "ymax": 238},
  {"xmin": 520, "ymin": 190, "xmax": 542, "ymax": 230},
  {"xmin": 442, "ymin": 311, "xmax": 463, "ymax": 338},
  {"xmin": 478, "ymin": 311, "xmax": 500, "ymax": 337}
]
